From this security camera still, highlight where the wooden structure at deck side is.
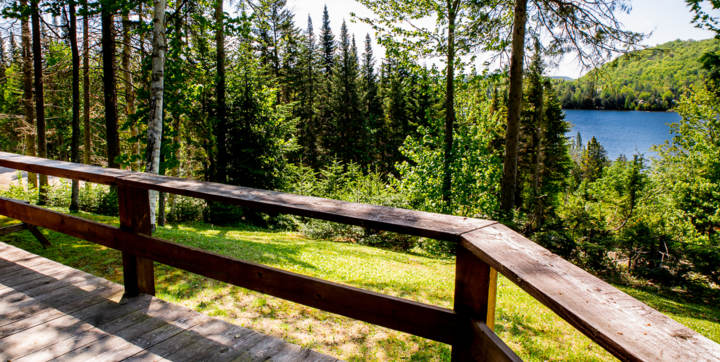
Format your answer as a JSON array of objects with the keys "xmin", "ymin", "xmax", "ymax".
[
  {"xmin": 0, "ymin": 241, "xmax": 337, "ymax": 361},
  {"xmin": 0, "ymin": 151, "xmax": 719, "ymax": 361}
]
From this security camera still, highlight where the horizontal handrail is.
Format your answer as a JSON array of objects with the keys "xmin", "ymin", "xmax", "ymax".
[
  {"xmin": 0, "ymin": 197, "xmax": 457, "ymax": 344},
  {"xmin": 0, "ymin": 152, "xmax": 492, "ymax": 241},
  {"xmin": 1, "ymin": 151, "xmax": 719, "ymax": 361}
]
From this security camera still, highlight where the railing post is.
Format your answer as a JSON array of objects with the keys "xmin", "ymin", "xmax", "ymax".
[
  {"xmin": 452, "ymin": 242, "xmax": 499, "ymax": 361},
  {"xmin": 118, "ymin": 185, "xmax": 155, "ymax": 297}
]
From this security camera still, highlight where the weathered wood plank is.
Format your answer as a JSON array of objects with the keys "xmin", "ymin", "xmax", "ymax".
[
  {"xmin": 0, "ymin": 198, "xmax": 458, "ymax": 344},
  {"xmin": 54, "ymin": 314, "xmax": 170, "ymax": 361},
  {"xmin": 0, "ymin": 151, "xmax": 493, "ymax": 240},
  {"xmin": 0, "ymin": 280, "xmax": 118, "ymax": 324},
  {"xmin": 0, "ymin": 295, "xmax": 152, "ymax": 359},
  {"xmin": 14, "ymin": 293, "xmax": 213, "ymax": 362},
  {"xmin": 0, "ymin": 151, "xmax": 130, "ymax": 185},
  {"xmin": 56, "ymin": 296, "xmax": 215, "ymax": 361},
  {"xmin": 452, "ymin": 243, "xmax": 504, "ymax": 361},
  {"xmin": 13, "ymin": 309, "xmax": 150, "ymax": 362},
  {"xmin": 118, "ymin": 185, "xmax": 155, "ymax": 297},
  {"xmin": 0, "ymin": 243, "xmax": 336, "ymax": 362},
  {"xmin": 25, "ymin": 224, "xmax": 51, "ymax": 248},
  {"xmin": 118, "ymin": 172, "xmax": 493, "ymax": 241},
  {"xmin": 462, "ymin": 224, "xmax": 720, "ymax": 361},
  {"xmin": 465, "ymin": 321, "xmax": 522, "ymax": 362},
  {"xmin": 0, "ymin": 223, "xmax": 26, "ymax": 235}
]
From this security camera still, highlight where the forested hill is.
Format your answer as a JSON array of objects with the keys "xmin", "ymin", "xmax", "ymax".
[{"xmin": 555, "ymin": 38, "xmax": 720, "ymax": 111}]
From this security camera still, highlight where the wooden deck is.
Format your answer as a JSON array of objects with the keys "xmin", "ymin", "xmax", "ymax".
[{"xmin": 0, "ymin": 241, "xmax": 338, "ymax": 362}]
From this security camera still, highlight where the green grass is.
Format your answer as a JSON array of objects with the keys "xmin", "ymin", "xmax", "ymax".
[{"xmin": 1, "ymin": 209, "xmax": 718, "ymax": 361}]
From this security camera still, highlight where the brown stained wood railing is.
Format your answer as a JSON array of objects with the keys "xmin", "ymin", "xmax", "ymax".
[{"xmin": 0, "ymin": 151, "xmax": 719, "ymax": 361}]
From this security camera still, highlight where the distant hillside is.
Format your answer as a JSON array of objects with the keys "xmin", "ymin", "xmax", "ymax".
[{"xmin": 554, "ymin": 38, "xmax": 720, "ymax": 111}]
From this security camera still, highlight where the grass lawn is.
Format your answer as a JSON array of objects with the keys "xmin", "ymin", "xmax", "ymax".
[{"xmin": 1, "ymin": 209, "xmax": 718, "ymax": 361}]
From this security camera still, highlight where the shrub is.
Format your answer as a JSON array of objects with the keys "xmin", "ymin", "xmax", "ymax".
[
  {"xmin": 285, "ymin": 161, "xmax": 419, "ymax": 251},
  {"xmin": 166, "ymin": 195, "xmax": 205, "ymax": 223}
]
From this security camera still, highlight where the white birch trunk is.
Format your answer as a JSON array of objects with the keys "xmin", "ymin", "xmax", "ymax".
[{"xmin": 145, "ymin": 0, "xmax": 167, "ymax": 229}]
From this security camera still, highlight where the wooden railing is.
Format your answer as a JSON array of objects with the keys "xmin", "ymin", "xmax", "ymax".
[{"xmin": 0, "ymin": 151, "xmax": 718, "ymax": 361}]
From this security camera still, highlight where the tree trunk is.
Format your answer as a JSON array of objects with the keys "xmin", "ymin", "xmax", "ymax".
[
  {"xmin": 145, "ymin": 0, "xmax": 167, "ymax": 229},
  {"xmin": 441, "ymin": 2, "xmax": 456, "ymax": 208},
  {"xmin": 500, "ymin": 0, "xmax": 528, "ymax": 216},
  {"xmin": 30, "ymin": 0, "xmax": 48, "ymax": 204},
  {"xmin": 101, "ymin": 2, "xmax": 120, "ymax": 169},
  {"xmin": 214, "ymin": 0, "xmax": 227, "ymax": 184},
  {"xmin": 69, "ymin": 0, "xmax": 81, "ymax": 212},
  {"xmin": 532, "ymin": 82, "xmax": 544, "ymax": 231},
  {"xmin": 82, "ymin": 0, "xmax": 91, "ymax": 166},
  {"xmin": 158, "ymin": 191, "xmax": 166, "ymax": 226},
  {"xmin": 122, "ymin": 11, "xmax": 139, "ymax": 170},
  {"xmin": 21, "ymin": 0, "xmax": 37, "ymax": 189}
]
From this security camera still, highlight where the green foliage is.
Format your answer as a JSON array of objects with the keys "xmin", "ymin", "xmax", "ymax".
[
  {"xmin": 651, "ymin": 84, "xmax": 720, "ymax": 285},
  {"xmin": 556, "ymin": 38, "xmax": 720, "ymax": 111},
  {"xmin": 396, "ymin": 74, "xmax": 504, "ymax": 218},
  {"xmin": 580, "ymin": 137, "xmax": 609, "ymax": 182},
  {"xmin": 285, "ymin": 161, "xmax": 417, "ymax": 251},
  {"xmin": 515, "ymin": 45, "xmax": 572, "ymax": 232}
]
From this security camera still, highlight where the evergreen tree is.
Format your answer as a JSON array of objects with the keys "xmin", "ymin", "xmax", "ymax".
[
  {"xmin": 581, "ymin": 136, "xmax": 609, "ymax": 182},
  {"xmin": 252, "ymin": 0, "xmax": 300, "ymax": 102},
  {"xmin": 361, "ymin": 34, "xmax": 382, "ymax": 161},
  {"xmin": 517, "ymin": 45, "xmax": 572, "ymax": 230},
  {"xmin": 296, "ymin": 15, "xmax": 320, "ymax": 166},
  {"xmin": 314, "ymin": 5, "xmax": 337, "ymax": 165},
  {"xmin": 328, "ymin": 22, "xmax": 363, "ymax": 165},
  {"xmin": 319, "ymin": 6, "xmax": 334, "ymax": 76},
  {"xmin": 537, "ymin": 85, "xmax": 571, "ymax": 227},
  {"xmin": 517, "ymin": 42, "xmax": 545, "ymax": 212},
  {"xmin": 379, "ymin": 57, "xmax": 410, "ymax": 174}
]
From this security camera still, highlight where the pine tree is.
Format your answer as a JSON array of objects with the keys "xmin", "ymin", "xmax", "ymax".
[
  {"xmin": 320, "ymin": 6, "xmax": 334, "ymax": 77},
  {"xmin": 296, "ymin": 15, "xmax": 320, "ymax": 166},
  {"xmin": 581, "ymin": 136, "xmax": 609, "ymax": 182},
  {"xmin": 314, "ymin": 6, "xmax": 336, "ymax": 165},
  {"xmin": 361, "ymin": 34, "xmax": 382, "ymax": 161},
  {"xmin": 252, "ymin": 0, "xmax": 300, "ymax": 100},
  {"xmin": 517, "ymin": 42, "xmax": 544, "ymax": 212},
  {"xmin": 328, "ymin": 22, "xmax": 363, "ymax": 165},
  {"xmin": 536, "ymin": 85, "xmax": 571, "ymax": 228},
  {"xmin": 379, "ymin": 57, "xmax": 410, "ymax": 174}
]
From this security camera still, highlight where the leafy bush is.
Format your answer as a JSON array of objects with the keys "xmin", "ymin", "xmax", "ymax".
[
  {"xmin": 285, "ymin": 161, "xmax": 419, "ymax": 251},
  {"xmin": 166, "ymin": 196, "xmax": 205, "ymax": 223},
  {"xmin": 0, "ymin": 179, "xmax": 119, "ymax": 215}
]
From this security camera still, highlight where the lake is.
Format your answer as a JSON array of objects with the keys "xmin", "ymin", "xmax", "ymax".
[{"xmin": 563, "ymin": 110, "xmax": 680, "ymax": 160}]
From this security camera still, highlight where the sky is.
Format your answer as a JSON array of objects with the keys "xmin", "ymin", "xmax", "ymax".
[{"xmin": 285, "ymin": 0, "xmax": 717, "ymax": 78}]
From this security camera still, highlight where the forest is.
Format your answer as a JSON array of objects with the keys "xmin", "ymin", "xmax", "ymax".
[
  {"xmin": 556, "ymin": 38, "xmax": 720, "ymax": 111},
  {"xmin": 0, "ymin": 0, "xmax": 718, "ymax": 358}
]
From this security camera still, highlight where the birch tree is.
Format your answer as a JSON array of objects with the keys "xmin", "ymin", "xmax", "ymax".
[
  {"xmin": 68, "ymin": 0, "xmax": 80, "ymax": 211},
  {"xmin": 30, "ymin": 0, "xmax": 48, "ymax": 204},
  {"xmin": 145, "ymin": 0, "xmax": 168, "ymax": 229}
]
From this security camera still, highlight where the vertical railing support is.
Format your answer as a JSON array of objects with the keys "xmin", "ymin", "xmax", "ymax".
[
  {"xmin": 118, "ymin": 185, "xmax": 155, "ymax": 297},
  {"xmin": 452, "ymin": 242, "xmax": 503, "ymax": 361}
]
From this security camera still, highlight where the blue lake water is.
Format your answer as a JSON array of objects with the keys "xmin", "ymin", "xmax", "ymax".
[{"xmin": 563, "ymin": 110, "xmax": 680, "ymax": 160}]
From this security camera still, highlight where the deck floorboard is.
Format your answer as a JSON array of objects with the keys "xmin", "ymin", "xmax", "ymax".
[{"xmin": 0, "ymin": 241, "xmax": 338, "ymax": 362}]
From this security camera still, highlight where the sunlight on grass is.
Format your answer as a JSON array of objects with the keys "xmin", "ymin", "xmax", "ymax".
[{"xmin": 1, "ymin": 212, "xmax": 717, "ymax": 360}]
